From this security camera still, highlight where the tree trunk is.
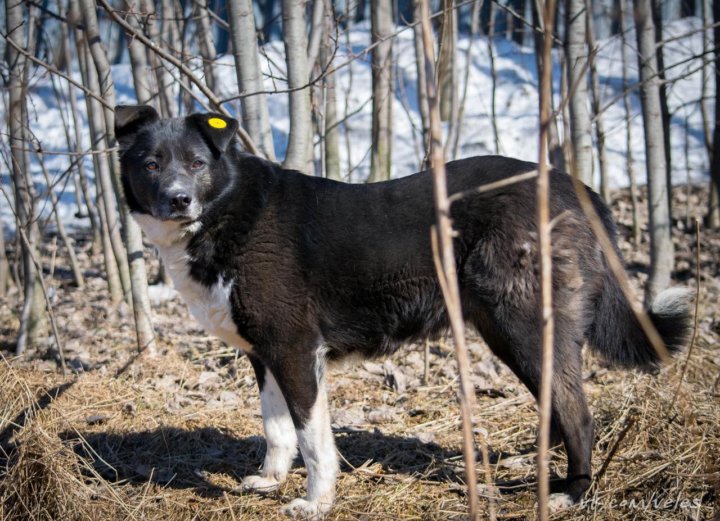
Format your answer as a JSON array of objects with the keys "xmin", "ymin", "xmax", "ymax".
[
  {"xmin": 141, "ymin": 0, "xmax": 174, "ymax": 116},
  {"xmin": 619, "ymin": 0, "xmax": 642, "ymax": 244},
  {"xmin": 711, "ymin": 0, "xmax": 720, "ymax": 223},
  {"xmin": 635, "ymin": 0, "xmax": 673, "ymax": 303},
  {"xmin": 79, "ymin": 0, "xmax": 157, "ymax": 354},
  {"xmin": 651, "ymin": 0, "xmax": 673, "ymax": 214},
  {"xmin": 281, "ymin": 0, "xmax": 313, "ymax": 173},
  {"xmin": 306, "ymin": 0, "xmax": 325, "ymax": 78},
  {"xmin": 77, "ymin": 23, "xmax": 132, "ymax": 303},
  {"xmin": 453, "ymin": 0, "xmax": 483, "ymax": 159},
  {"xmin": 488, "ymin": 1, "xmax": 500, "ymax": 154},
  {"xmin": 124, "ymin": 0, "xmax": 153, "ymax": 105},
  {"xmin": 322, "ymin": 1, "xmax": 341, "ymax": 181},
  {"xmin": 227, "ymin": 0, "xmax": 277, "ymax": 160},
  {"xmin": 413, "ymin": 0, "xmax": 430, "ymax": 167},
  {"xmin": 369, "ymin": 0, "xmax": 393, "ymax": 182},
  {"xmin": 438, "ymin": 0, "xmax": 456, "ymax": 122},
  {"xmin": 531, "ymin": 2, "xmax": 565, "ymax": 171},
  {"xmin": 586, "ymin": 0, "xmax": 609, "ymax": 201},
  {"xmin": 194, "ymin": 0, "xmax": 218, "ymax": 92},
  {"xmin": 0, "ymin": 219, "xmax": 9, "ymax": 297},
  {"xmin": 565, "ymin": 0, "xmax": 593, "ymax": 186}
]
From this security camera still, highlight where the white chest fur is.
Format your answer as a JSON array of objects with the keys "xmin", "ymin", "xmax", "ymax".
[{"xmin": 134, "ymin": 214, "xmax": 253, "ymax": 353}]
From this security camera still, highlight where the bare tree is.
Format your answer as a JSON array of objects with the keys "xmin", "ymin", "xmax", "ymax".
[
  {"xmin": 531, "ymin": 2, "xmax": 565, "ymax": 171},
  {"xmin": 700, "ymin": 0, "xmax": 718, "ymax": 228},
  {"xmin": 619, "ymin": 0, "xmax": 642, "ymax": 244},
  {"xmin": 0, "ymin": 220, "xmax": 8, "ymax": 297},
  {"xmin": 586, "ymin": 1, "xmax": 609, "ymax": 201},
  {"xmin": 227, "ymin": 0, "xmax": 276, "ymax": 160},
  {"xmin": 565, "ymin": 0, "xmax": 593, "ymax": 186},
  {"xmin": 413, "ymin": 0, "xmax": 430, "ymax": 166},
  {"xmin": 282, "ymin": 0, "xmax": 313, "ymax": 173},
  {"xmin": 487, "ymin": 1, "xmax": 500, "ymax": 154},
  {"xmin": 194, "ymin": 0, "xmax": 219, "ymax": 92},
  {"xmin": 307, "ymin": 0, "xmax": 325, "ymax": 76},
  {"xmin": 711, "ymin": 0, "xmax": 720, "ymax": 224},
  {"xmin": 322, "ymin": 1, "xmax": 341, "ymax": 181},
  {"xmin": 79, "ymin": 0, "xmax": 157, "ymax": 354},
  {"xmin": 651, "ymin": 0, "xmax": 673, "ymax": 213},
  {"xmin": 140, "ymin": 0, "xmax": 174, "ymax": 117},
  {"xmin": 7, "ymin": 0, "xmax": 47, "ymax": 354},
  {"xmin": 369, "ymin": 0, "xmax": 393, "ymax": 182},
  {"xmin": 635, "ymin": 0, "xmax": 673, "ymax": 303},
  {"xmin": 453, "ymin": 0, "xmax": 483, "ymax": 159},
  {"xmin": 123, "ymin": 0, "xmax": 153, "ymax": 106},
  {"xmin": 437, "ymin": 0, "xmax": 457, "ymax": 125}
]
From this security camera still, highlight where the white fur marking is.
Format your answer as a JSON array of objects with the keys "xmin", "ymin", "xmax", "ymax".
[
  {"xmin": 547, "ymin": 493, "xmax": 575, "ymax": 512},
  {"xmin": 651, "ymin": 287, "xmax": 692, "ymax": 316},
  {"xmin": 282, "ymin": 375, "xmax": 337, "ymax": 518},
  {"xmin": 133, "ymin": 213, "xmax": 252, "ymax": 353},
  {"xmin": 243, "ymin": 370, "xmax": 298, "ymax": 492}
]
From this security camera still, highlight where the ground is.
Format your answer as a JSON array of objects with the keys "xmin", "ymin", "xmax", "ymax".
[{"xmin": 1, "ymin": 185, "xmax": 718, "ymax": 520}]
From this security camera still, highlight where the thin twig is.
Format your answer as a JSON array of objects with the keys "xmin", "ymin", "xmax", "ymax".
[
  {"xmin": 1, "ymin": 33, "xmax": 113, "ymax": 110},
  {"xmin": 419, "ymin": 1, "xmax": 489, "ymax": 517},
  {"xmin": 536, "ymin": 0, "xmax": 557, "ymax": 519},
  {"xmin": 448, "ymin": 170, "xmax": 538, "ymax": 204},
  {"xmin": 593, "ymin": 415, "xmax": 636, "ymax": 487}
]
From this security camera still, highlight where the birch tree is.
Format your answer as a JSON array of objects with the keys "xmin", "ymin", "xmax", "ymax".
[
  {"xmin": 282, "ymin": 0, "xmax": 313, "ymax": 172},
  {"xmin": 227, "ymin": 0, "xmax": 276, "ymax": 160},
  {"xmin": 635, "ymin": 0, "xmax": 673, "ymax": 302},
  {"xmin": 369, "ymin": 0, "xmax": 393, "ymax": 182},
  {"xmin": 565, "ymin": 0, "xmax": 593, "ymax": 186}
]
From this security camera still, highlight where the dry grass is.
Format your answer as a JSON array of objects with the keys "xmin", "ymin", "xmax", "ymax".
[{"xmin": 1, "ymin": 186, "xmax": 719, "ymax": 520}]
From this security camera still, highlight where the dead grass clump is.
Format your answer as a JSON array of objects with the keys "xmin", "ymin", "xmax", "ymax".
[{"xmin": 1, "ymin": 411, "xmax": 96, "ymax": 521}]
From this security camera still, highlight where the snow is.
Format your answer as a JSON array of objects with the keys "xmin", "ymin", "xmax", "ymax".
[{"xmin": 1, "ymin": 17, "xmax": 713, "ymax": 234}]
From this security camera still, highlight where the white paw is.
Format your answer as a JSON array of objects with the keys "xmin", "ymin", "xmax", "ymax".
[
  {"xmin": 280, "ymin": 497, "xmax": 333, "ymax": 519},
  {"xmin": 547, "ymin": 493, "xmax": 575, "ymax": 512},
  {"xmin": 240, "ymin": 474, "xmax": 281, "ymax": 494}
]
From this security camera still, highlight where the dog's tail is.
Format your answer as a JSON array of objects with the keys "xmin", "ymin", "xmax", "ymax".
[{"xmin": 586, "ymin": 269, "xmax": 692, "ymax": 370}]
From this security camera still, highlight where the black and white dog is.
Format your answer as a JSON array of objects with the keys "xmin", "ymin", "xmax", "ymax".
[{"xmin": 116, "ymin": 106, "xmax": 690, "ymax": 517}]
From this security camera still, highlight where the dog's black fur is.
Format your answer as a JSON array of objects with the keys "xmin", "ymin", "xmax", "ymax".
[{"xmin": 116, "ymin": 106, "xmax": 691, "ymax": 516}]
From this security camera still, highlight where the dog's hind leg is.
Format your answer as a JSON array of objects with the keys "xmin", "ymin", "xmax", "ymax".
[
  {"xmin": 241, "ymin": 355, "xmax": 299, "ymax": 494},
  {"xmin": 472, "ymin": 310, "xmax": 593, "ymax": 506}
]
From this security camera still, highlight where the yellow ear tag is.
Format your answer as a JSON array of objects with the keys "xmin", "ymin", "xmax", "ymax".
[{"xmin": 208, "ymin": 117, "xmax": 227, "ymax": 129}]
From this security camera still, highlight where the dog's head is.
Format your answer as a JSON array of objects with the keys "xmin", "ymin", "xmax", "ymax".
[{"xmin": 115, "ymin": 105, "xmax": 239, "ymax": 226}]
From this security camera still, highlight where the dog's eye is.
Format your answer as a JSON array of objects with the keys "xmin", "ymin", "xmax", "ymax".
[
  {"xmin": 145, "ymin": 161, "xmax": 159, "ymax": 172},
  {"xmin": 191, "ymin": 159, "xmax": 205, "ymax": 170}
]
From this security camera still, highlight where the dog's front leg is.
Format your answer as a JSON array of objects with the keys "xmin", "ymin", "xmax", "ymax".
[
  {"xmin": 242, "ymin": 356, "xmax": 298, "ymax": 493},
  {"xmin": 273, "ymin": 353, "xmax": 338, "ymax": 518}
]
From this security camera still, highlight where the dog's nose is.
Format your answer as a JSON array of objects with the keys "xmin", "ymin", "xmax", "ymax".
[{"xmin": 169, "ymin": 192, "xmax": 192, "ymax": 211}]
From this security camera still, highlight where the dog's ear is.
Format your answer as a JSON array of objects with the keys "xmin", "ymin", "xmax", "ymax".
[
  {"xmin": 115, "ymin": 105, "xmax": 160, "ymax": 150},
  {"xmin": 186, "ymin": 113, "xmax": 239, "ymax": 155}
]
